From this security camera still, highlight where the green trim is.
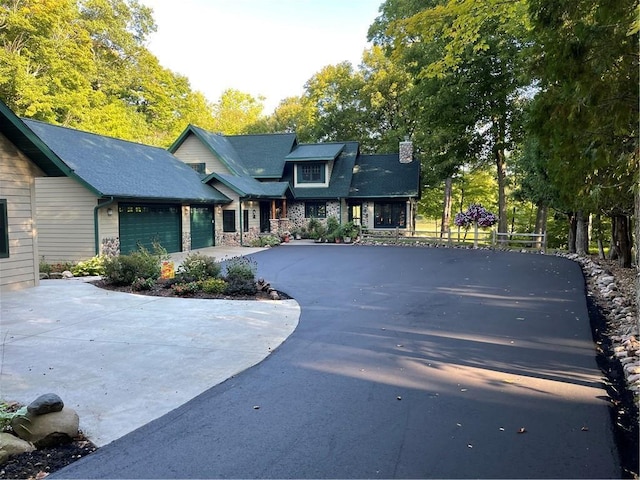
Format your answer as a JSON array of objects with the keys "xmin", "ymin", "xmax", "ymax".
[{"xmin": 0, "ymin": 199, "xmax": 8, "ymax": 258}]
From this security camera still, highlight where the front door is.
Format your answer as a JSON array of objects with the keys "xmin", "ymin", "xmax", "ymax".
[{"xmin": 259, "ymin": 201, "xmax": 271, "ymax": 232}]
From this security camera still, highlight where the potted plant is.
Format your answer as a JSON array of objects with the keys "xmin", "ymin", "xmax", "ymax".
[{"xmin": 341, "ymin": 221, "xmax": 359, "ymax": 243}]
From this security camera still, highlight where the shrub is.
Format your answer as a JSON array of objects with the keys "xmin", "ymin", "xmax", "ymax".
[
  {"xmin": 39, "ymin": 258, "xmax": 51, "ymax": 275},
  {"xmin": 199, "ymin": 278, "xmax": 228, "ymax": 294},
  {"xmin": 225, "ymin": 256, "xmax": 257, "ymax": 282},
  {"xmin": 224, "ymin": 277, "xmax": 257, "ymax": 296},
  {"xmin": 103, "ymin": 250, "xmax": 161, "ymax": 286},
  {"xmin": 71, "ymin": 255, "xmax": 106, "ymax": 277},
  {"xmin": 171, "ymin": 281, "xmax": 201, "ymax": 295},
  {"xmin": 132, "ymin": 277, "xmax": 156, "ymax": 291},
  {"xmin": 178, "ymin": 253, "xmax": 221, "ymax": 281},
  {"xmin": 327, "ymin": 216, "xmax": 340, "ymax": 235},
  {"xmin": 259, "ymin": 235, "xmax": 281, "ymax": 247},
  {"xmin": 224, "ymin": 256, "xmax": 257, "ymax": 295}
]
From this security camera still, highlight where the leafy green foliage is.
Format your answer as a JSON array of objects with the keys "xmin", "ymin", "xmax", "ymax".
[
  {"xmin": 249, "ymin": 235, "xmax": 281, "ymax": 247},
  {"xmin": 177, "ymin": 253, "xmax": 221, "ymax": 281},
  {"xmin": 71, "ymin": 255, "xmax": 106, "ymax": 277},
  {"xmin": 199, "ymin": 278, "xmax": 228, "ymax": 295},
  {"xmin": 103, "ymin": 249, "xmax": 161, "ymax": 286},
  {"xmin": 0, "ymin": 403, "xmax": 28, "ymax": 431},
  {"xmin": 170, "ymin": 281, "xmax": 201, "ymax": 295},
  {"xmin": 131, "ymin": 277, "xmax": 156, "ymax": 291}
]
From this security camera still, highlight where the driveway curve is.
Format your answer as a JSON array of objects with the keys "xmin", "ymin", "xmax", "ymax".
[{"xmin": 54, "ymin": 246, "xmax": 621, "ymax": 479}]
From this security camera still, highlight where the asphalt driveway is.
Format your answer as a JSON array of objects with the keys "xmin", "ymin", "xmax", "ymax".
[{"xmin": 54, "ymin": 245, "xmax": 620, "ymax": 478}]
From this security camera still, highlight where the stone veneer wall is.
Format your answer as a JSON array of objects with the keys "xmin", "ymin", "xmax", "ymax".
[
  {"xmin": 182, "ymin": 232, "xmax": 191, "ymax": 253},
  {"xmin": 288, "ymin": 201, "xmax": 341, "ymax": 231},
  {"xmin": 100, "ymin": 238, "xmax": 120, "ymax": 257}
]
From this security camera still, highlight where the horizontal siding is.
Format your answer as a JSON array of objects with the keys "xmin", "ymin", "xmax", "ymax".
[
  {"xmin": 174, "ymin": 135, "xmax": 231, "ymax": 175},
  {"xmin": 35, "ymin": 177, "xmax": 97, "ymax": 263},
  {"xmin": 0, "ymin": 133, "xmax": 42, "ymax": 291}
]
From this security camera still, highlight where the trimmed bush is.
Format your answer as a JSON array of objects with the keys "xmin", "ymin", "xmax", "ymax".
[
  {"xmin": 199, "ymin": 278, "xmax": 228, "ymax": 294},
  {"xmin": 132, "ymin": 277, "xmax": 156, "ymax": 291},
  {"xmin": 224, "ymin": 256, "xmax": 257, "ymax": 295},
  {"xmin": 178, "ymin": 253, "xmax": 221, "ymax": 281},
  {"xmin": 103, "ymin": 251, "xmax": 161, "ymax": 286}
]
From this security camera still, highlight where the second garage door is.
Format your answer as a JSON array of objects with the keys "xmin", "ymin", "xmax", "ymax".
[
  {"xmin": 190, "ymin": 206, "xmax": 214, "ymax": 249},
  {"xmin": 118, "ymin": 204, "xmax": 181, "ymax": 254}
]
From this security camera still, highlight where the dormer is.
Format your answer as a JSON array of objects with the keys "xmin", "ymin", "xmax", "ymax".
[{"xmin": 285, "ymin": 143, "xmax": 345, "ymax": 188}]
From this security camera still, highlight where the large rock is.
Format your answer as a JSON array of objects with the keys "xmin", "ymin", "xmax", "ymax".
[
  {"xmin": 0, "ymin": 432, "xmax": 35, "ymax": 465},
  {"xmin": 11, "ymin": 408, "xmax": 79, "ymax": 448},
  {"xmin": 27, "ymin": 393, "xmax": 64, "ymax": 415}
]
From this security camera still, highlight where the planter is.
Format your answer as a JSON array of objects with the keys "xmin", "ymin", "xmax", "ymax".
[{"xmin": 343, "ymin": 236, "xmax": 352, "ymax": 243}]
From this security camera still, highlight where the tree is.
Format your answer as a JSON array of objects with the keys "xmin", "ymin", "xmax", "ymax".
[
  {"xmin": 299, "ymin": 62, "xmax": 366, "ymax": 143},
  {"xmin": 527, "ymin": 0, "xmax": 638, "ymax": 266},
  {"xmin": 369, "ymin": 0, "xmax": 531, "ymax": 238},
  {"xmin": 210, "ymin": 89, "xmax": 266, "ymax": 135},
  {"xmin": 0, "ymin": 0, "xmax": 218, "ymax": 146}
]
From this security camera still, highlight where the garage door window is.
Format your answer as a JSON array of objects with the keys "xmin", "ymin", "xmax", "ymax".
[{"xmin": 223, "ymin": 210, "xmax": 236, "ymax": 232}]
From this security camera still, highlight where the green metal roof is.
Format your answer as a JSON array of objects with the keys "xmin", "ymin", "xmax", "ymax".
[
  {"xmin": 226, "ymin": 133, "xmax": 297, "ymax": 178},
  {"xmin": 204, "ymin": 173, "xmax": 290, "ymax": 199},
  {"xmin": 349, "ymin": 154, "xmax": 420, "ymax": 198},
  {"xmin": 24, "ymin": 119, "xmax": 230, "ymax": 203},
  {"xmin": 285, "ymin": 143, "xmax": 345, "ymax": 162},
  {"xmin": 284, "ymin": 142, "xmax": 358, "ymax": 199},
  {"xmin": 0, "ymin": 100, "xmax": 70, "ymax": 177}
]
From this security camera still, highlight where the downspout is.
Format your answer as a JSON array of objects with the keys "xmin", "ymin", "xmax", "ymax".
[
  {"xmin": 94, "ymin": 197, "xmax": 115, "ymax": 255},
  {"xmin": 239, "ymin": 199, "xmax": 244, "ymax": 246}
]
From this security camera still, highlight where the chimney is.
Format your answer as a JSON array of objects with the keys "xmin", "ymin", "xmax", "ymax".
[{"xmin": 399, "ymin": 137, "xmax": 413, "ymax": 163}]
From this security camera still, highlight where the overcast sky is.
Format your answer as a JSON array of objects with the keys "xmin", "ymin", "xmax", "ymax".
[{"xmin": 141, "ymin": 0, "xmax": 383, "ymax": 113}]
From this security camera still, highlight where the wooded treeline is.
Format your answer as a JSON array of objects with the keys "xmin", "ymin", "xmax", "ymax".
[{"xmin": 1, "ymin": 0, "xmax": 637, "ymax": 269}]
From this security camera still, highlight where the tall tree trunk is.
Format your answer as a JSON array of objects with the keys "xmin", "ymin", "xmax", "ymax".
[
  {"xmin": 635, "ymin": 185, "xmax": 639, "ymax": 316},
  {"xmin": 440, "ymin": 177, "xmax": 453, "ymax": 238},
  {"xmin": 493, "ymin": 116, "xmax": 508, "ymax": 242},
  {"xmin": 534, "ymin": 203, "xmax": 547, "ymax": 250},
  {"xmin": 611, "ymin": 214, "xmax": 632, "ymax": 268},
  {"xmin": 593, "ymin": 213, "xmax": 606, "ymax": 259},
  {"xmin": 567, "ymin": 212, "xmax": 577, "ymax": 253},
  {"xmin": 575, "ymin": 210, "xmax": 589, "ymax": 257}
]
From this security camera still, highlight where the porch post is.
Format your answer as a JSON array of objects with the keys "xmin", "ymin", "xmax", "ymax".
[{"xmin": 271, "ymin": 201, "xmax": 276, "ymax": 219}]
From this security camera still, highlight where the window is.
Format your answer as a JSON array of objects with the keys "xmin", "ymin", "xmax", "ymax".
[
  {"xmin": 0, "ymin": 200, "xmax": 8, "ymax": 258},
  {"xmin": 243, "ymin": 210, "xmax": 249, "ymax": 232},
  {"xmin": 223, "ymin": 210, "xmax": 236, "ymax": 232},
  {"xmin": 305, "ymin": 202, "xmax": 327, "ymax": 218},
  {"xmin": 297, "ymin": 162, "xmax": 326, "ymax": 184},
  {"xmin": 374, "ymin": 202, "xmax": 406, "ymax": 228},
  {"xmin": 187, "ymin": 163, "xmax": 206, "ymax": 174}
]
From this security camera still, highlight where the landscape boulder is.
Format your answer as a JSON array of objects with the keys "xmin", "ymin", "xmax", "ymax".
[
  {"xmin": 0, "ymin": 432, "xmax": 35, "ymax": 465},
  {"xmin": 11, "ymin": 408, "xmax": 79, "ymax": 448},
  {"xmin": 27, "ymin": 393, "xmax": 64, "ymax": 415}
]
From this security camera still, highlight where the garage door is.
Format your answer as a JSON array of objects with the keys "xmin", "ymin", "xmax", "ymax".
[
  {"xmin": 190, "ymin": 206, "xmax": 214, "ymax": 249},
  {"xmin": 118, "ymin": 204, "xmax": 181, "ymax": 254}
]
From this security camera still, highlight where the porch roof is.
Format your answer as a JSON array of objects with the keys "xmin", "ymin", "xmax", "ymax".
[{"xmin": 205, "ymin": 173, "xmax": 291, "ymax": 199}]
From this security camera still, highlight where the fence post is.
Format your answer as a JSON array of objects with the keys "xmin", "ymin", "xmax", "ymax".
[{"xmin": 492, "ymin": 229, "xmax": 496, "ymax": 248}]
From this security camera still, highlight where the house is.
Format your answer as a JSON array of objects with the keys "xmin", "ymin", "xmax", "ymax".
[
  {"xmin": 0, "ymin": 101, "xmax": 70, "ymax": 291},
  {"xmin": 21, "ymin": 119, "xmax": 230, "ymax": 262},
  {"xmin": 170, "ymin": 125, "xmax": 421, "ymax": 243}
]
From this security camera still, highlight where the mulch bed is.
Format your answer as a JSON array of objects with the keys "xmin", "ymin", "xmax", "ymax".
[{"xmin": 0, "ymin": 433, "xmax": 97, "ymax": 480}]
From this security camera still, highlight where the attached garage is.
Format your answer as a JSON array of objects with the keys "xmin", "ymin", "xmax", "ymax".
[
  {"xmin": 190, "ymin": 206, "xmax": 214, "ymax": 249},
  {"xmin": 119, "ymin": 204, "xmax": 181, "ymax": 254}
]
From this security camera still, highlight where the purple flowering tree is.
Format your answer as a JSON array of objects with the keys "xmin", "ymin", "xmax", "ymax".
[{"xmin": 454, "ymin": 204, "xmax": 497, "ymax": 248}]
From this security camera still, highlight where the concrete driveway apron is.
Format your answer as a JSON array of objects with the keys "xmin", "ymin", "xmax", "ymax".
[{"xmin": 0, "ymin": 267, "xmax": 299, "ymax": 446}]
